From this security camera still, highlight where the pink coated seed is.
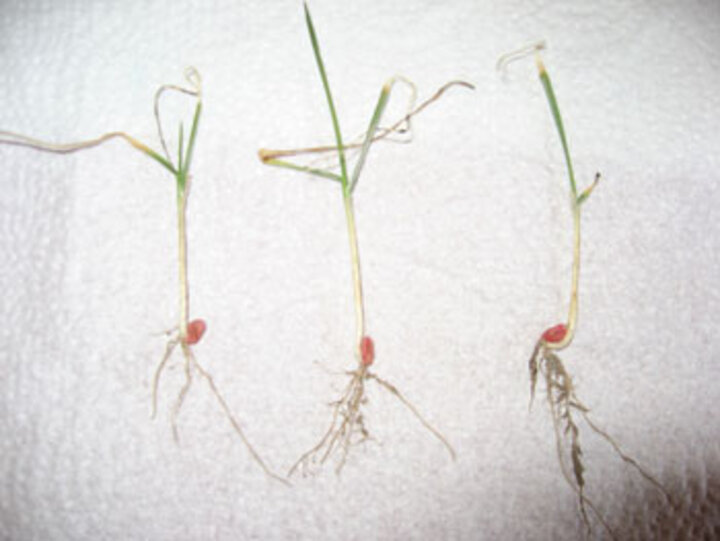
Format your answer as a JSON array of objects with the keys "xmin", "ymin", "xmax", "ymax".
[
  {"xmin": 360, "ymin": 336, "xmax": 375, "ymax": 366},
  {"xmin": 541, "ymin": 323, "xmax": 567, "ymax": 343},
  {"xmin": 186, "ymin": 319, "xmax": 207, "ymax": 345}
]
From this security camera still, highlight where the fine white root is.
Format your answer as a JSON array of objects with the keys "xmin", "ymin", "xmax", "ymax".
[
  {"xmin": 529, "ymin": 341, "xmax": 669, "ymax": 539},
  {"xmin": 152, "ymin": 333, "xmax": 290, "ymax": 486},
  {"xmin": 289, "ymin": 364, "xmax": 455, "ymax": 477}
]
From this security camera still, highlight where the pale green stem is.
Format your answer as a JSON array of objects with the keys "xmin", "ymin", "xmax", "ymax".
[
  {"xmin": 177, "ymin": 184, "xmax": 189, "ymax": 341},
  {"xmin": 343, "ymin": 192, "xmax": 366, "ymax": 347},
  {"xmin": 546, "ymin": 203, "xmax": 580, "ymax": 351},
  {"xmin": 535, "ymin": 54, "xmax": 585, "ymax": 351}
]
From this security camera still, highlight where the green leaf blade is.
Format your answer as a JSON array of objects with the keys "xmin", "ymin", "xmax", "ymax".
[
  {"xmin": 263, "ymin": 157, "xmax": 343, "ymax": 183},
  {"xmin": 178, "ymin": 101, "xmax": 202, "ymax": 191},
  {"xmin": 304, "ymin": 2, "xmax": 349, "ymax": 191},
  {"xmin": 538, "ymin": 62, "xmax": 578, "ymax": 199},
  {"xmin": 349, "ymin": 83, "xmax": 391, "ymax": 193}
]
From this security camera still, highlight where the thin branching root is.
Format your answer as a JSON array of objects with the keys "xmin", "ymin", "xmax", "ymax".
[
  {"xmin": 289, "ymin": 365, "xmax": 370, "ymax": 477},
  {"xmin": 529, "ymin": 340, "xmax": 670, "ymax": 539},
  {"xmin": 151, "ymin": 324, "xmax": 289, "ymax": 486},
  {"xmin": 289, "ymin": 343, "xmax": 455, "ymax": 476}
]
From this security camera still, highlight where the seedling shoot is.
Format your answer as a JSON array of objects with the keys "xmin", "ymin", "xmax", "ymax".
[
  {"xmin": 0, "ymin": 69, "xmax": 285, "ymax": 484},
  {"xmin": 259, "ymin": 3, "xmax": 472, "ymax": 475},
  {"xmin": 498, "ymin": 43, "xmax": 668, "ymax": 538}
]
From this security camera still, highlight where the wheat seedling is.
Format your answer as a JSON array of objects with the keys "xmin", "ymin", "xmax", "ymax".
[
  {"xmin": 0, "ymin": 69, "xmax": 286, "ymax": 484},
  {"xmin": 498, "ymin": 43, "xmax": 669, "ymax": 538},
  {"xmin": 259, "ymin": 3, "xmax": 472, "ymax": 475}
]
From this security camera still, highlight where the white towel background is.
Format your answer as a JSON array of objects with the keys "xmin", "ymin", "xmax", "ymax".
[{"xmin": 2, "ymin": 0, "xmax": 719, "ymax": 539}]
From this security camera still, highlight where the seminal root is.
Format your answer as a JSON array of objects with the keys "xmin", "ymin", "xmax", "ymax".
[
  {"xmin": 289, "ymin": 337, "xmax": 455, "ymax": 476},
  {"xmin": 151, "ymin": 320, "xmax": 289, "ymax": 486},
  {"xmin": 529, "ymin": 331, "xmax": 670, "ymax": 539}
]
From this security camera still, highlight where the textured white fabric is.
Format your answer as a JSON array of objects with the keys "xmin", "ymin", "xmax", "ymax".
[{"xmin": 1, "ymin": 0, "xmax": 719, "ymax": 539}]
